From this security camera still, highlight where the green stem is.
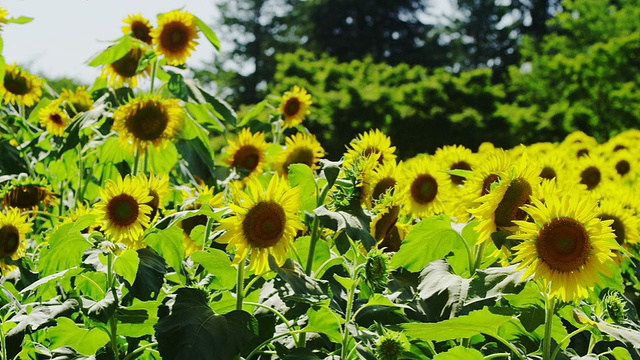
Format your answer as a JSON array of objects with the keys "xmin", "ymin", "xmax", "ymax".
[
  {"xmin": 461, "ymin": 236, "xmax": 475, "ymax": 278},
  {"xmin": 550, "ymin": 325, "xmax": 589, "ymax": 360},
  {"xmin": 242, "ymin": 275, "xmax": 262, "ymax": 298},
  {"xmin": 305, "ymin": 215, "xmax": 320, "ymax": 276},
  {"xmin": 340, "ymin": 278, "xmax": 357, "ymax": 359},
  {"xmin": 149, "ymin": 59, "xmax": 158, "ymax": 95},
  {"xmin": 235, "ymin": 260, "xmax": 246, "ymax": 311},
  {"xmin": 122, "ymin": 341, "xmax": 158, "ymax": 360},
  {"xmin": 132, "ymin": 147, "xmax": 140, "ymax": 176},
  {"xmin": 75, "ymin": 145, "xmax": 84, "ymax": 207},
  {"xmin": 484, "ymin": 353, "xmax": 511, "ymax": 360},
  {"xmin": 543, "ymin": 294, "xmax": 556, "ymax": 360},
  {"xmin": 142, "ymin": 147, "xmax": 149, "ymax": 175},
  {"xmin": 245, "ymin": 329, "xmax": 306, "ymax": 359},
  {"xmin": 244, "ymin": 301, "xmax": 300, "ymax": 346},
  {"xmin": 203, "ymin": 216, "xmax": 214, "ymax": 250},
  {"xmin": 493, "ymin": 333, "xmax": 525, "ymax": 360},
  {"xmin": 107, "ymin": 252, "xmax": 119, "ymax": 358},
  {"xmin": 473, "ymin": 241, "xmax": 487, "ymax": 273}
]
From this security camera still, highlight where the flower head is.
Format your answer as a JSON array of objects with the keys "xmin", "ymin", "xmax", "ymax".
[
  {"xmin": 0, "ymin": 63, "xmax": 43, "ymax": 107},
  {"xmin": 277, "ymin": 86, "xmax": 312, "ymax": 128},
  {"xmin": 0, "ymin": 208, "xmax": 32, "ymax": 276},
  {"xmin": 151, "ymin": 10, "xmax": 199, "ymax": 65}
]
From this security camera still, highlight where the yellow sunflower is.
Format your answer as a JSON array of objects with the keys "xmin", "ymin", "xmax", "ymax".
[
  {"xmin": 570, "ymin": 154, "xmax": 615, "ymax": 195},
  {"xmin": 469, "ymin": 152, "xmax": 541, "ymax": 247},
  {"xmin": 275, "ymin": 132, "xmax": 325, "ymax": 174},
  {"xmin": 179, "ymin": 184, "xmax": 224, "ymax": 258},
  {"xmin": 111, "ymin": 95, "xmax": 184, "ymax": 153},
  {"xmin": 94, "ymin": 175, "xmax": 152, "ymax": 247},
  {"xmin": 434, "ymin": 144, "xmax": 477, "ymax": 196},
  {"xmin": 607, "ymin": 149, "xmax": 637, "ymax": 183},
  {"xmin": 122, "ymin": 13, "xmax": 153, "ymax": 45},
  {"xmin": 343, "ymin": 129, "xmax": 397, "ymax": 169},
  {"xmin": 370, "ymin": 197, "xmax": 411, "ymax": 253},
  {"xmin": 151, "ymin": 10, "xmax": 199, "ymax": 65},
  {"xmin": 277, "ymin": 86, "xmax": 312, "ymax": 128},
  {"xmin": 0, "ymin": 208, "xmax": 32, "ymax": 276},
  {"xmin": 597, "ymin": 197, "xmax": 640, "ymax": 249},
  {"xmin": 139, "ymin": 173, "xmax": 170, "ymax": 223},
  {"xmin": 216, "ymin": 175, "xmax": 304, "ymax": 274},
  {"xmin": 38, "ymin": 102, "xmax": 71, "ymax": 137},
  {"xmin": 534, "ymin": 150, "xmax": 569, "ymax": 183},
  {"xmin": 224, "ymin": 127, "xmax": 269, "ymax": 178},
  {"xmin": 0, "ymin": 63, "xmax": 43, "ymax": 107},
  {"xmin": 397, "ymin": 155, "xmax": 450, "ymax": 219},
  {"xmin": 101, "ymin": 47, "xmax": 152, "ymax": 88},
  {"xmin": 1, "ymin": 177, "xmax": 54, "ymax": 214},
  {"xmin": 561, "ymin": 131, "xmax": 598, "ymax": 159},
  {"xmin": 58, "ymin": 86, "xmax": 94, "ymax": 118},
  {"xmin": 510, "ymin": 192, "xmax": 619, "ymax": 302},
  {"xmin": 0, "ymin": 7, "xmax": 8, "ymax": 29},
  {"xmin": 366, "ymin": 159, "xmax": 402, "ymax": 207}
]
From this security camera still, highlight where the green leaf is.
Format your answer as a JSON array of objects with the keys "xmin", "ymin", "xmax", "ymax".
[
  {"xmin": 595, "ymin": 321, "xmax": 640, "ymax": 348},
  {"xmin": 143, "ymin": 226, "xmax": 184, "ymax": 274},
  {"xmin": 113, "ymin": 249, "xmax": 140, "ymax": 286},
  {"xmin": 129, "ymin": 248, "xmax": 167, "ymax": 301},
  {"xmin": 314, "ymin": 205, "xmax": 376, "ymax": 251},
  {"xmin": 87, "ymin": 35, "xmax": 133, "ymax": 66},
  {"xmin": 194, "ymin": 16, "xmax": 220, "ymax": 51},
  {"xmin": 184, "ymin": 102, "xmax": 224, "ymax": 135},
  {"xmin": 83, "ymin": 291, "xmax": 117, "ymax": 323},
  {"xmin": 185, "ymin": 80, "xmax": 237, "ymax": 127},
  {"xmin": 190, "ymin": 248, "xmax": 236, "ymax": 290},
  {"xmin": 148, "ymin": 141, "xmax": 179, "ymax": 173},
  {"xmin": 37, "ymin": 223, "xmax": 92, "ymax": 276},
  {"xmin": 6, "ymin": 16, "xmax": 33, "ymax": 24},
  {"xmin": 293, "ymin": 235, "xmax": 331, "ymax": 275},
  {"xmin": 303, "ymin": 307, "xmax": 344, "ymax": 343},
  {"xmin": 319, "ymin": 159, "xmax": 341, "ymax": 189},
  {"xmin": 174, "ymin": 137, "xmax": 218, "ymax": 185},
  {"xmin": 401, "ymin": 307, "xmax": 516, "ymax": 342},
  {"xmin": 7, "ymin": 299, "xmax": 80, "ymax": 337},
  {"xmin": 155, "ymin": 287, "xmax": 258, "ymax": 360},
  {"xmin": 611, "ymin": 347, "xmax": 632, "ymax": 360},
  {"xmin": 417, "ymin": 260, "xmax": 470, "ymax": 318},
  {"xmin": 269, "ymin": 257, "xmax": 330, "ymax": 304},
  {"xmin": 168, "ymin": 71, "xmax": 189, "ymax": 101},
  {"xmin": 288, "ymin": 164, "xmax": 317, "ymax": 212},
  {"xmin": 390, "ymin": 215, "xmax": 466, "ymax": 272},
  {"xmin": 238, "ymin": 100, "xmax": 267, "ymax": 127},
  {"xmin": 433, "ymin": 346, "xmax": 483, "ymax": 360},
  {"xmin": 117, "ymin": 300, "xmax": 160, "ymax": 338},
  {"xmin": 47, "ymin": 317, "xmax": 109, "ymax": 356}
]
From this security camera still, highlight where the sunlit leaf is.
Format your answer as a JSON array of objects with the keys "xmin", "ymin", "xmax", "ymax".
[
  {"xmin": 113, "ymin": 249, "xmax": 140, "ymax": 286},
  {"xmin": 303, "ymin": 307, "xmax": 344, "ymax": 343},
  {"xmin": 433, "ymin": 346, "xmax": 483, "ymax": 360},
  {"xmin": 194, "ymin": 16, "xmax": 220, "ymax": 51},
  {"xmin": 289, "ymin": 164, "xmax": 317, "ymax": 212},
  {"xmin": 190, "ymin": 248, "xmax": 236, "ymax": 290},
  {"xmin": 6, "ymin": 16, "xmax": 33, "ymax": 24},
  {"xmin": 269, "ymin": 257, "xmax": 330, "ymax": 304},
  {"xmin": 7, "ymin": 299, "xmax": 80, "ymax": 337},
  {"xmin": 47, "ymin": 317, "xmax": 110, "ymax": 356},
  {"xmin": 294, "ymin": 235, "xmax": 332, "ymax": 275},
  {"xmin": 87, "ymin": 35, "xmax": 133, "ymax": 66},
  {"xmin": 238, "ymin": 100, "xmax": 267, "ymax": 127},
  {"xmin": 37, "ymin": 223, "xmax": 92, "ymax": 276},
  {"xmin": 118, "ymin": 300, "xmax": 160, "ymax": 338},
  {"xmin": 143, "ymin": 226, "xmax": 184, "ymax": 274}
]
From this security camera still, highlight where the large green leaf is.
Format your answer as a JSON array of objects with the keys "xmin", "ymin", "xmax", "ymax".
[
  {"xmin": 293, "ymin": 235, "xmax": 332, "ymax": 275},
  {"xmin": 269, "ymin": 257, "xmax": 330, "ymax": 304},
  {"xmin": 314, "ymin": 205, "xmax": 376, "ymax": 251},
  {"xmin": 37, "ymin": 223, "xmax": 93, "ymax": 276},
  {"xmin": 147, "ymin": 141, "xmax": 179, "ymax": 174},
  {"xmin": 128, "ymin": 248, "xmax": 167, "ymax": 301},
  {"xmin": 47, "ymin": 318, "xmax": 110, "ymax": 356},
  {"xmin": 174, "ymin": 138, "xmax": 218, "ymax": 185},
  {"xmin": 433, "ymin": 346, "xmax": 484, "ymax": 360},
  {"xmin": 390, "ymin": 215, "xmax": 466, "ymax": 272},
  {"xmin": 113, "ymin": 249, "xmax": 140, "ymax": 286},
  {"xmin": 117, "ymin": 300, "xmax": 160, "ymax": 338},
  {"xmin": 87, "ymin": 35, "xmax": 133, "ymax": 66},
  {"xmin": 190, "ymin": 248, "xmax": 236, "ymax": 290},
  {"xmin": 185, "ymin": 80, "xmax": 237, "ymax": 127},
  {"xmin": 288, "ymin": 164, "xmax": 317, "ymax": 212},
  {"xmin": 303, "ymin": 307, "xmax": 344, "ymax": 343},
  {"xmin": 143, "ymin": 226, "xmax": 184, "ymax": 274},
  {"xmin": 155, "ymin": 287, "xmax": 258, "ymax": 360},
  {"xmin": 194, "ymin": 16, "xmax": 220, "ymax": 51},
  {"xmin": 417, "ymin": 260, "xmax": 470, "ymax": 318},
  {"xmin": 7, "ymin": 299, "xmax": 80, "ymax": 337}
]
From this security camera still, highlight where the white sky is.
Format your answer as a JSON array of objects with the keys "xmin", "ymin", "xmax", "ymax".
[{"xmin": 2, "ymin": 1, "xmax": 221, "ymax": 85}]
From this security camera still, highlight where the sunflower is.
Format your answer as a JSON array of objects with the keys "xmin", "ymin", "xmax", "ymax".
[
  {"xmin": 343, "ymin": 129, "xmax": 397, "ymax": 169},
  {"xmin": 0, "ymin": 63, "xmax": 43, "ymax": 107},
  {"xmin": 433, "ymin": 145, "xmax": 477, "ymax": 197},
  {"xmin": 397, "ymin": 155, "xmax": 450, "ymax": 219},
  {"xmin": 94, "ymin": 175, "xmax": 152, "ymax": 247},
  {"xmin": 224, "ymin": 127, "xmax": 269, "ymax": 178},
  {"xmin": 607, "ymin": 149, "xmax": 637, "ymax": 183},
  {"xmin": 139, "ymin": 173, "xmax": 170, "ymax": 223},
  {"xmin": 101, "ymin": 47, "xmax": 151, "ymax": 88},
  {"xmin": 277, "ymin": 86, "xmax": 312, "ymax": 128},
  {"xmin": 534, "ymin": 150, "xmax": 568, "ymax": 183},
  {"xmin": 122, "ymin": 13, "xmax": 153, "ymax": 45},
  {"xmin": 151, "ymin": 10, "xmax": 199, "ymax": 65},
  {"xmin": 275, "ymin": 132, "xmax": 325, "ymax": 174},
  {"xmin": 561, "ymin": 131, "xmax": 598, "ymax": 159},
  {"xmin": 58, "ymin": 86, "xmax": 94, "ymax": 118},
  {"xmin": 111, "ymin": 95, "xmax": 184, "ymax": 152},
  {"xmin": 366, "ymin": 159, "xmax": 402, "ymax": 208},
  {"xmin": 570, "ymin": 154, "xmax": 615, "ymax": 195},
  {"xmin": 469, "ymin": 152, "xmax": 541, "ymax": 247},
  {"xmin": 0, "ymin": 208, "xmax": 32, "ymax": 276},
  {"xmin": 597, "ymin": 197, "xmax": 640, "ymax": 249},
  {"xmin": 216, "ymin": 175, "xmax": 304, "ymax": 274},
  {"xmin": 0, "ymin": 7, "xmax": 8, "ymax": 29},
  {"xmin": 510, "ymin": 192, "xmax": 619, "ymax": 302},
  {"xmin": 179, "ymin": 184, "xmax": 224, "ymax": 257},
  {"xmin": 38, "ymin": 102, "xmax": 71, "ymax": 137},
  {"xmin": 1, "ymin": 177, "xmax": 54, "ymax": 214},
  {"xmin": 370, "ymin": 197, "xmax": 411, "ymax": 253}
]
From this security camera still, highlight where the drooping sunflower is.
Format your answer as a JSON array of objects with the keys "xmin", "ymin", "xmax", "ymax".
[
  {"xmin": 151, "ymin": 10, "xmax": 199, "ymax": 65},
  {"xmin": 101, "ymin": 47, "xmax": 152, "ymax": 88},
  {"xmin": 534, "ymin": 150, "xmax": 569, "ymax": 184},
  {"xmin": 122, "ymin": 13, "xmax": 153, "ymax": 45},
  {"xmin": 139, "ymin": 173, "xmax": 170, "ymax": 223},
  {"xmin": 38, "ymin": 102, "xmax": 71, "ymax": 137},
  {"xmin": 1, "ymin": 177, "xmax": 54, "ymax": 214},
  {"xmin": 397, "ymin": 155, "xmax": 450, "ymax": 219},
  {"xmin": 509, "ymin": 192, "xmax": 619, "ymax": 302},
  {"xmin": 0, "ymin": 63, "xmax": 43, "ymax": 107},
  {"xmin": 224, "ymin": 127, "xmax": 269, "ymax": 178},
  {"xmin": 94, "ymin": 175, "xmax": 152, "ymax": 247},
  {"xmin": 275, "ymin": 132, "xmax": 325, "ymax": 174},
  {"xmin": 216, "ymin": 175, "xmax": 304, "ymax": 274},
  {"xmin": 58, "ymin": 86, "xmax": 94, "ymax": 118},
  {"xmin": 179, "ymin": 184, "xmax": 224, "ymax": 258},
  {"xmin": 111, "ymin": 95, "xmax": 184, "ymax": 152},
  {"xmin": 277, "ymin": 86, "xmax": 312, "ymax": 128},
  {"xmin": 0, "ymin": 208, "xmax": 32, "ymax": 276},
  {"xmin": 469, "ymin": 152, "xmax": 541, "ymax": 247},
  {"xmin": 370, "ymin": 197, "xmax": 411, "ymax": 253},
  {"xmin": 343, "ymin": 129, "xmax": 397, "ymax": 169}
]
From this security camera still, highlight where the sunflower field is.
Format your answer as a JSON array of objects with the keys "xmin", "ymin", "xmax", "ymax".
[{"xmin": 1, "ymin": 7, "xmax": 640, "ymax": 360}]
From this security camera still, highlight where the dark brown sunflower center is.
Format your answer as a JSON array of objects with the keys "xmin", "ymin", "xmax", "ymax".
[
  {"xmin": 181, "ymin": 214, "xmax": 208, "ymax": 236},
  {"xmin": 131, "ymin": 21, "xmax": 152, "ymax": 44},
  {"xmin": 146, "ymin": 190, "xmax": 160, "ymax": 221},
  {"xmin": 106, "ymin": 194, "xmax": 140, "ymax": 226},
  {"xmin": 234, "ymin": 145, "xmax": 261, "ymax": 172},
  {"xmin": 481, "ymin": 174, "xmax": 500, "ymax": 196},
  {"xmin": 112, "ymin": 49, "xmax": 143, "ymax": 78},
  {"xmin": 3, "ymin": 185, "xmax": 45, "ymax": 209},
  {"xmin": 4, "ymin": 72, "xmax": 30, "ymax": 95},
  {"xmin": 160, "ymin": 22, "xmax": 189, "ymax": 52},
  {"xmin": 580, "ymin": 166, "xmax": 601, "ymax": 190},
  {"xmin": 283, "ymin": 98, "xmax": 301, "ymax": 117},
  {"xmin": 126, "ymin": 103, "xmax": 169, "ymax": 141},
  {"xmin": 536, "ymin": 217, "xmax": 590, "ymax": 272},
  {"xmin": 410, "ymin": 174, "xmax": 438, "ymax": 205},
  {"xmin": 363, "ymin": 147, "xmax": 384, "ymax": 164},
  {"xmin": 374, "ymin": 206, "xmax": 399, "ymax": 242},
  {"xmin": 0, "ymin": 225, "xmax": 20, "ymax": 258},
  {"xmin": 450, "ymin": 161, "xmax": 471, "ymax": 185},
  {"xmin": 242, "ymin": 201, "xmax": 286, "ymax": 248},
  {"xmin": 372, "ymin": 177, "xmax": 396, "ymax": 200},
  {"xmin": 50, "ymin": 113, "xmax": 63, "ymax": 125},
  {"xmin": 284, "ymin": 148, "xmax": 315, "ymax": 171},
  {"xmin": 600, "ymin": 214, "xmax": 625, "ymax": 245},
  {"xmin": 494, "ymin": 178, "xmax": 532, "ymax": 228},
  {"xmin": 539, "ymin": 167, "xmax": 557, "ymax": 180},
  {"xmin": 615, "ymin": 160, "xmax": 630, "ymax": 176}
]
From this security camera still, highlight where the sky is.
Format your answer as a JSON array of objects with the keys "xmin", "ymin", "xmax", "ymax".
[{"xmin": 2, "ymin": 1, "xmax": 221, "ymax": 85}]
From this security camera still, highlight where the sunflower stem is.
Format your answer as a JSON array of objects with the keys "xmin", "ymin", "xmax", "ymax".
[
  {"xmin": 143, "ymin": 147, "xmax": 149, "ymax": 175},
  {"xmin": 121, "ymin": 341, "xmax": 158, "ymax": 360},
  {"xmin": 472, "ymin": 241, "xmax": 486, "ymax": 274},
  {"xmin": 203, "ymin": 216, "xmax": 214, "ymax": 251},
  {"xmin": 132, "ymin": 147, "xmax": 141, "ymax": 175},
  {"xmin": 149, "ymin": 58, "xmax": 158, "ymax": 95},
  {"xmin": 106, "ymin": 251, "xmax": 120, "ymax": 358},
  {"xmin": 75, "ymin": 144, "xmax": 84, "ymax": 207},
  {"xmin": 305, "ymin": 215, "xmax": 320, "ymax": 276},
  {"xmin": 550, "ymin": 325, "xmax": 589, "ymax": 360},
  {"xmin": 235, "ymin": 260, "xmax": 246, "ymax": 311},
  {"xmin": 542, "ymin": 294, "xmax": 556, "ymax": 360}
]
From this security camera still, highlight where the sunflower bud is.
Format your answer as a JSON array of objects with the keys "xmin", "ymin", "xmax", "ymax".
[
  {"xmin": 604, "ymin": 292, "xmax": 626, "ymax": 324},
  {"xmin": 375, "ymin": 329, "xmax": 409, "ymax": 360},
  {"xmin": 365, "ymin": 248, "xmax": 390, "ymax": 292}
]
